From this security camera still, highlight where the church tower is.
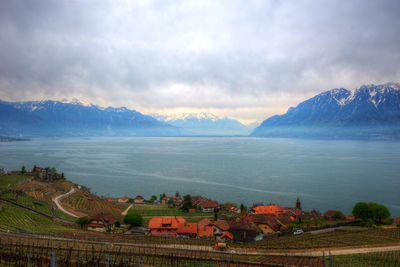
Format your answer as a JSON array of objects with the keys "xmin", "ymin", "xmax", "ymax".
[{"xmin": 296, "ymin": 197, "xmax": 301, "ymax": 210}]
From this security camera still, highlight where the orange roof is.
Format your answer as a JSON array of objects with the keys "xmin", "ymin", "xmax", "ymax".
[
  {"xmin": 252, "ymin": 205, "xmax": 285, "ymax": 215},
  {"xmin": 148, "ymin": 217, "xmax": 186, "ymax": 229},
  {"xmin": 201, "ymin": 201, "xmax": 219, "ymax": 209},
  {"xmin": 119, "ymin": 196, "xmax": 129, "ymax": 201},
  {"xmin": 198, "ymin": 226, "xmax": 214, "ymax": 237},
  {"xmin": 177, "ymin": 222, "xmax": 198, "ymax": 234},
  {"xmin": 213, "ymin": 220, "xmax": 230, "ymax": 231},
  {"xmin": 221, "ymin": 232, "xmax": 233, "ymax": 240},
  {"xmin": 198, "ymin": 218, "xmax": 213, "ymax": 228}
]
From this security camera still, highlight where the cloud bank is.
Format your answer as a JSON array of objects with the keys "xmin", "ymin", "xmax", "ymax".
[{"xmin": 1, "ymin": 0, "xmax": 400, "ymax": 122}]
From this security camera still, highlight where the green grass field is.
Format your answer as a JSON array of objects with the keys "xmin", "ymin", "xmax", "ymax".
[
  {"xmin": 130, "ymin": 203, "xmax": 214, "ymax": 223},
  {"xmin": 0, "ymin": 174, "xmax": 29, "ymax": 187}
]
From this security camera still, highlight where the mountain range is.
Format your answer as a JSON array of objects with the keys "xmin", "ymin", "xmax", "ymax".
[
  {"xmin": 0, "ymin": 99, "xmax": 179, "ymax": 137},
  {"xmin": 155, "ymin": 112, "xmax": 255, "ymax": 136},
  {"xmin": 252, "ymin": 83, "xmax": 400, "ymax": 139},
  {"xmin": 1, "ymin": 82, "xmax": 400, "ymax": 139}
]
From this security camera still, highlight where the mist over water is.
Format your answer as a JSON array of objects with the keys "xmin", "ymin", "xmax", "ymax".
[{"xmin": 1, "ymin": 137, "xmax": 399, "ymax": 215}]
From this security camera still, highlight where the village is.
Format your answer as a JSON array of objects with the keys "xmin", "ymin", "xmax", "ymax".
[
  {"xmin": 1, "ymin": 166, "xmax": 399, "ymax": 246},
  {"xmin": 90, "ymin": 193, "xmax": 360, "ymax": 243}
]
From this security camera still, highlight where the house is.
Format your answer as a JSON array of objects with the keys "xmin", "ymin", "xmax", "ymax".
[
  {"xmin": 107, "ymin": 198, "xmax": 113, "ymax": 203},
  {"xmin": 149, "ymin": 217, "xmax": 185, "ymax": 237},
  {"xmin": 118, "ymin": 196, "xmax": 130, "ymax": 203},
  {"xmin": 324, "ymin": 210, "xmax": 344, "ymax": 220},
  {"xmin": 393, "ymin": 217, "xmax": 400, "ymax": 226},
  {"xmin": 200, "ymin": 200, "xmax": 219, "ymax": 212},
  {"xmin": 250, "ymin": 214, "xmax": 282, "ymax": 234},
  {"xmin": 213, "ymin": 220, "xmax": 230, "ymax": 235},
  {"xmin": 87, "ymin": 212, "xmax": 117, "ymax": 232},
  {"xmin": 251, "ymin": 204, "xmax": 286, "ymax": 216},
  {"xmin": 198, "ymin": 225, "xmax": 214, "ymax": 238},
  {"xmin": 177, "ymin": 222, "xmax": 199, "ymax": 237},
  {"xmin": 345, "ymin": 215, "xmax": 355, "ymax": 220},
  {"xmin": 229, "ymin": 221, "xmax": 259, "ymax": 242},
  {"xmin": 148, "ymin": 217, "xmax": 214, "ymax": 238},
  {"xmin": 134, "ymin": 195, "xmax": 145, "ymax": 204},
  {"xmin": 161, "ymin": 196, "xmax": 181, "ymax": 205}
]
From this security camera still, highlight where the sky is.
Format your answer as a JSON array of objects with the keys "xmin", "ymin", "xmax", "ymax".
[{"xmin": 0, "ymin": 0, "xmax": 400, "ymax": 124}]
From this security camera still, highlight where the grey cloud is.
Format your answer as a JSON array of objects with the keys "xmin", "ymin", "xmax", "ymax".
[{"xmin": 0, "ymin": 0, "xmax": 400, "ymax": 120}]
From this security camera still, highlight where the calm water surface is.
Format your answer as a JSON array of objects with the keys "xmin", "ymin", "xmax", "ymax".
[{"xmin": 0, "ymin": 137, "xmax": 399, "ymax": 215}]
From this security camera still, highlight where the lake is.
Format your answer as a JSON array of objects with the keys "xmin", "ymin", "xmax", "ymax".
[{"xmin": 1, "ymin": 137, "xmax": 399, "ymax": 216}]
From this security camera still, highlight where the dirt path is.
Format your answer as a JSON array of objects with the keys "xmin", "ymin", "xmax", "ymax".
[
  {"xmin": 52, "ymin": 187, "xmax": 79, "ymax": 218},
  {"xmin": 121, "ymin": 204, "xmax": 133, "ymax": 216}
]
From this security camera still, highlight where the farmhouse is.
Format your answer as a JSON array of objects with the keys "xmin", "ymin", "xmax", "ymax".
[
  {"xmin": 148, "ymin": 217, "xmax": 213, "ymax": 238},
  {"xmin": 87, "ymin": 211, "xmax": 117, "ymax": 232},
  {"xmin": 251, "ymin": 204, "xmax": 286, "ymax": 216},
  {"xmin": 118, "ymin": 196, "xmax": 130, "ymax": 203},
  {"xmin": 200, "ymin": 200, "xmax": 219, "ymax": 212},
  {"xmin": 134, "ymin": 195, "xmax": 145, "ymax": 204}
]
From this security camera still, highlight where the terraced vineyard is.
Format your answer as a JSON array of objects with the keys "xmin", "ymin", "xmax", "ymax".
[
  {"xmin": 0, "ymin": 203, "xmax": 75, "ymax": 234},
  {"xmin": 231, "ymin": 228, "xmax": 400, "ymax": 250},
  {"xmin": 0, "ymin": 191, "xmax": 75, "ymax": 221},
  {"xmin": 331, "ymin": 250, "xmax": 400, "ymax": 266},
  {"xmin": 0, "ymin": 230, "xmax": 324, "ymax": 267},
  {"xmin": 61, "ymin": 191, "xmax": 124, "ymax": 219}
]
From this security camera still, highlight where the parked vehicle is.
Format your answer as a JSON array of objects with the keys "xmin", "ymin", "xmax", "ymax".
[
  {"xmin": 214, "ymin": 242, "xmax": 228, "ymax": 251},
  {"xmin": 293, "ymin": 229, "xmax": 304, "ymax": 235}
]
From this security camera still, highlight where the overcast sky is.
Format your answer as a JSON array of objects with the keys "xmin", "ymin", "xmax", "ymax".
[{"xmin": 1, "ymin": 0, "xmax": 400, "ymax": 123}]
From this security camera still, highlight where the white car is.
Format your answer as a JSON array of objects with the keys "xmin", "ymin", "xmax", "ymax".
[{"xmin": 293, "ymin": 229, "xmax": 304, "ymax": 235}]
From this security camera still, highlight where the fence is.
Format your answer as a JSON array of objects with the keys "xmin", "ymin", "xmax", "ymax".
[{"xmin": 0, "ymin": 230, "xmax": 324, "ymax": 267}]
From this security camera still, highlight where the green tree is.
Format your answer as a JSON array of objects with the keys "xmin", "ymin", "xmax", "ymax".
[
  {"xmin": 123, "ymin": 212, "xmax": 143, "ymax": 227},
  {"xmin": 21, "ymin": 166, "xmax": 26, "ymax": 174},
  {"xmin": 149, "ymin": 195, "xmax": 157, "ymax": 203},
  {"xmin": 332, "ymin": 211, "xmax": 345, "ymax": 220},
  {"xmin": 75, "ymin": 216, "xmax": 90, "ymax": 228},
  {"xmin": 353, "ymin": 202, "xmax": 391, "ymax": 223},
  {"xmin": 175, "ymin": 191, "xmax": 180, "ymax": 197},
  {"xmin": 180, "ymin": 195, "xmax": 193, "ymax": 212},
  {"xmin": 369, "ymin": 202, "xmax": 390, "ymax": 223},
  {"xmin": 352, "ymin": 202, "xmax": 372, "ymax": 221}
]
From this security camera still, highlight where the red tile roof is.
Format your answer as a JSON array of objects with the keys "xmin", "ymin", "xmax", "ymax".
[
  {"xmin": 198, "ymin": 218, "xmax": 213, "ymax": 228},
  {"xmin": 90, "ymin": 211, "xmax": 117, "ymax": 227},
  {"xmin": 201, "ymin": 201, "xmax": 219, "ymax": 209},
  {"xmin": 148, "ymin": 217, "xmax": 186, "ymax": 229},
  {"xmin": 213, "ymin": 220, "xmax": 230, "ymax": 231},
  {"xmin": 198, "ymin": 226, "xmax": 214, "ymax": 237},
  {"xmin": 177, "ymin": 222, "xmax": 198, "ymax": 234},
  {"xmin": 252, "ymin": 204, "xmax": 285, "ymax": 215}
]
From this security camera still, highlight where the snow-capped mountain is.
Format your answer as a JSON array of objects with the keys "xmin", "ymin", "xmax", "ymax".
[
  {"xmin": 252, "ymin": 83, "xmax": 400, "ymax": 139},
  {"xmin": 0, "ymin": 99, "xmax": 179, "ymax": 137},
  {"xmin": 155, "ymin": 112, "xmax": 253, "ymax": 136}
]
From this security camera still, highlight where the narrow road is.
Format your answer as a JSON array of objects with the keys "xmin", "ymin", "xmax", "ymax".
[
  {"xmin": 52, "ymin": 187, "xmax": 79, "ymax": 218},
  {"xmin": 121, "ymin": 204, "xmax": 133, "ymax": 216}
]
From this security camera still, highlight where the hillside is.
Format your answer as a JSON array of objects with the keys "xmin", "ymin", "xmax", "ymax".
[
  {"xmin": 252, "ymin": 83, "xmax": 400, "ymax": 139},
  {"xmin": 0, "ymin": 99, "xmax": 179, "ymax": 137}
]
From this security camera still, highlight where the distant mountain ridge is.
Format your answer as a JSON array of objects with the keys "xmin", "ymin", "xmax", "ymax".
[
  {"xmin": 0, "ymin": 99, "xmax": 179, "ymax": 137},
  {"xmin": 252, "ymin": 83, "xmax": 400, "ymax": 139},
  {"xmin": 155, "ymin": 112, "xmax": 254, "ymax": 136}
]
